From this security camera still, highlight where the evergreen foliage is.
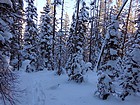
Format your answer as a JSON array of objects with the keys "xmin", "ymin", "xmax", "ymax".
[
  {"xmin": 119, "ymin": 13, "xmax": 140, "ymax": 100},
  {"xmin": 10, "ymin": 0, "xmax": 24, "ymax": 71},
  {"xmin": 66, "ymin": 2, "xmax": 91, "ymax": 83},
  {"xmin": 95, "ymin": 16, "xmax": 123, "ymax": 99},
  {"xmin": 0, "ymin": 1, "xmax": 20, "ymax": 104},
  {"xmin": 39, "ymin": 1, "xmax": 53, "ymax": 70},
  {"xmin": 1, "ymin": 0, "xmax": 140, "ymax": 103},
  {"xmin": 24, "ymin": 0, "xmax": 39, "ymax": 72}
]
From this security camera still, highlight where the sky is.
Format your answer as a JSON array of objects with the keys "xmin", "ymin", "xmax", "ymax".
[
  {"xmin": 34, "ymin": 0, "xmax": 91, "ymax": 22},
  {"xmin": 24, "ymin": 0, "xmax": 133, "ymax": 23},
  {"xmin": 29, "ymin": 0, "xmax": 90, "ymax": 30},
  {"xmin": 24, "ymin": 0, "xmax": 132, "ymax": 30},
  {"xmin": 34, "ymin": 0, "xmax": 75, "ymax": 21}
]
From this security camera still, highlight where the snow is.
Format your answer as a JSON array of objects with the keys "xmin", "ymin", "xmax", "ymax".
[
  {"xmin": 106, "ymin": 60, "xmax": 117, "ymax": 68},
  {"xmin": 110, "ymin": 29, "xmax": 116, "ymax": 36},
  {"xmin": 4, "ymin": 31, "xmax": 13, "ymax": 40},
  {"xmin": 85, "ymin": 62, "xmax": 92, "ymax": 69},
  {"xmin": 95, "ymin": 38, "xmax": 107, "ymax": 71},
  {"xmin": 0, "ymin": 33, "xmax": 4, "ymax": 43},
  {"xmin": 130, "ymin": 48, "xmax": 140, "ymax": 65},
  {"xmin": 0, "ymin": 0, "xmax": 13, "ymax": 8},
  {"xmin": 12, "ymin": 70, "xmax": 140, "ymax": 105},
  {"xmin": 110, "ymin": 48, "xmax": 117, "ymax": 55}
]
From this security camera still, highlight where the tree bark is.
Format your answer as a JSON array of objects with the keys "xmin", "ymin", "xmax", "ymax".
[
  {"xmin": 121, "ymin": 0, "xmax": 133, "ymax": 58},
  {"xmin": 58, "ymin": 0, "xmax": 64, "ymax": 75}
]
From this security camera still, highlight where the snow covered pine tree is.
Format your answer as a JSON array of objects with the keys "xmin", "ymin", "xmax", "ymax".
[
  {"xmin": 39, "ymin": 1, "xmax": 53, "ymax": 71},
  {"xmin": 119, "ymin": 11, "xmax": 140, "ymax": 101},
  {"xmin": 95, "ymin": 16, "xmax": 123, "ymax": 100},
  {"xmin": 10, "ymin": 0, "xmax": 24, "ymax": 71},
  {"xmin": 24, "ymin": 0, "xmax": 40, "ymax": 72},
  {"xmin": 0, "ymin": 0, "xmax": 19, "ymax": 104},
  {"xmin": 66, "ymin": 2, "xmax": 92, "ymax": 83}
]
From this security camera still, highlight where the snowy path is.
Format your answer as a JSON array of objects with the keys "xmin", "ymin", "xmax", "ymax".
[{"xmin": 18, "ymin": 71, "xmax": 140, "ymax": 105}]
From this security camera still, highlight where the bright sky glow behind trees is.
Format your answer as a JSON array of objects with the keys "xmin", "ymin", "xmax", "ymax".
[
  {"xmin": 35, "ymin": 0, "xmax": 74, "ymax": 20},
  {"xmin": 34, "ymin": 0, "xmax": 91, "ymax": 22}
]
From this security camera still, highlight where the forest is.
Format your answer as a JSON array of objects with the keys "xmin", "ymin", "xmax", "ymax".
[{"xmin": 0, "ymin": 0, "xmax": 140, "ymax": 105}]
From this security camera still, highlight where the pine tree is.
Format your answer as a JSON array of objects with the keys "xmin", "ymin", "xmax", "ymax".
[
  {"xmin": 66, "ymin": 2, "xmax": 91, "ymax": 83},
  {"xmin": 0, "ymin": 1, "xmax": 19, "ymax": 104},
  {"xmin": 66, "ymin": 13, "xmax": 76, "ymax": 57},
  {"xmin": 51, "ymin": 0, "xmax": 61, "ymax": 70},
  {"xmin": 0, "ymin": 1, "xmax": 13, "ymax": 60},
  {"xmin": 24, "ymin": 0, "xmax": 39, "ymax": 72},
  {"xmin": 63, "ymin": 12, "xmax": 70, "ymax": 40},
  {"xmin": 56, "ymin": 0, "xmax": 65, "ymax": 75},
  {"xmin": 89, "ymin": 0, "xmax": 103, "ymax": 67},
  {"xmin": 39, "ymin": 1, "xmax": 53, "ymax": 70},
  {"xmin": 61, "ymin": 12, "xmax": 70, "ymax": 67},
  {"xmin": 10, "ymin": 0, "xmax": 24, "ymax": 71},
  {"xmin": 95, "ymin": 15, "xmax": 123, "ymax": 99},
  {"xmin": 119, "ymin": 10, "xmax": 140, "ymax": 101}
]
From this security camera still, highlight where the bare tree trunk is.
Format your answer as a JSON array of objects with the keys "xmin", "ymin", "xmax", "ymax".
[
  {"xmin": 95, "ymin": 0, "xmax": 129, "ymax": 71},
  {"xmin": 74, "ymin": 0, "xmax": 80, "ymax": 53},
  {"xmin": 58, "ymin": 0, "xmax": 64, "ymax": 75},
  {"xmin": 89, "ymin": 0, "xmax": 96, "ymax": 62},
  {"xmin": 116, "ymin": 0, "xmax": 128, "ymax": 20},
  {"xmin": 103, "ymin": 0, "xmax": 107, "ymax": 36},
  {"xmin": 121, "ymin": 0, "xmax": 132, "ymax": 58},
  {"xmin": 52, "ymin": 0, "xmax": 56, "ymax": 70}
]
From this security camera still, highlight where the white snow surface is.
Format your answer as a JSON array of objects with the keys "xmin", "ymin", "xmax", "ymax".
[
  {"xmin": 0, "ymin": 0, "xmax": 13, "ymax": 7},
  {"xmin": 11, "ymin": 70, "xmax": 140, "ymax": 105},
  {"xmin": 110, "ymin": 48, "xmax": 117, "ymax": 55},
  {"xmin": 131, "ymin": 48, "xmax": 140, "ymax": 65}
]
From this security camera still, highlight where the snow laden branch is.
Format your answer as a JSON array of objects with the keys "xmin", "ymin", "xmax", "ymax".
[
  {"xmin": 95, "ymin": 0, "xmax": 129, "ymax": 71},
  {"xmin": 0, "ymin": 0, "xmax": 13, "ymax": 8},
  {"xmin": 0, "ymin": 56, "xmax": 19, "ymax": 105}
]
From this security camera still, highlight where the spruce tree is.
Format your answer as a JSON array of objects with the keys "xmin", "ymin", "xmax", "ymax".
[
  {"xmin": 62, "ymin": 12, "xmax": 70, "ymax": 67},
  {"xmin": 89, "ymin": 0, "xmax": 102, "ymax": 68},
  {"xmin": 39, "ymin": 1, "xmax": 53, "ymax": 70},
  {"xmin": 119, "ymin": 12, "xmax": 140, "ymax": 101},
  {"xmin": 59, "ymin": 12, "xmax": 70, "ymax": 69},
  {"xmin": 56, "ymin": 0, "xmax": 65, "ymax": 75},
  {"xmin": 95, "ymin": 15, "xmax": 123, "ymax": 99},
  {"xmin": 10, "ymin": 0, "xmax": 24, "ymax": 71},
  {"xmin": 63, "ymin": 12, "xmax": 70, "ymax": 41},
  {"xmin": 66, "ymin": 2, "xmax": 91, "ymax": 83},
  {"xmin": 24, "ymin": 0, "xmax": 39, "ymax": 72},
  {"xmin": 0, "ymin": 1, "xmax": 19, "ymax": 104}
]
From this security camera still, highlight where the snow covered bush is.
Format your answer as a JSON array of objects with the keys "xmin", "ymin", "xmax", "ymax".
[
  {"xmin": 66, "ymin": 48, "xmax": 92, "ymax": 83},
  {"xmin": 95, "ymin": 73, "xmax": 114, "ymax": 100}
]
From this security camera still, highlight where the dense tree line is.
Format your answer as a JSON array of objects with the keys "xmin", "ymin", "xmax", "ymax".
[{"xmin": 0, "ymin": 0, "xmax": 140, "ymax": 104}]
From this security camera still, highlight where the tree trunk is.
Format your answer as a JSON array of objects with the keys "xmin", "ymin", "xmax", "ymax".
[
  {"xmin": 52, "ymin": 0, "xmax": 56, "ymax": 70},
  {"xmin": 58, "ymin": 0, "xmax": 64, "ymax": 75},
  {"xmin": 121, "ymin": 0, "xmax": 132, "ymax": 58},
  {"xmin": 74, "ymin": 0, "xmax": 80, "ymax": 53}
]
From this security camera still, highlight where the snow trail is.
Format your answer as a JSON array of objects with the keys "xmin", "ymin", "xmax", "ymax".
[{"xmin": 18, "ymin": 71, "xmax": 140, "ymax": 105}]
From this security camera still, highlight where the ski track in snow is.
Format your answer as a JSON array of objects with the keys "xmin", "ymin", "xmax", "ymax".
[{"xmin": 17, "ymin": 71, "xmax": 140, "ymax": 105}]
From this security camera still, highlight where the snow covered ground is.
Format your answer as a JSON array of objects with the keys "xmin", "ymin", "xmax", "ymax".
[{"xmin": 16, "ymin": 70, "xmax": 140, "ymax": 105}]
